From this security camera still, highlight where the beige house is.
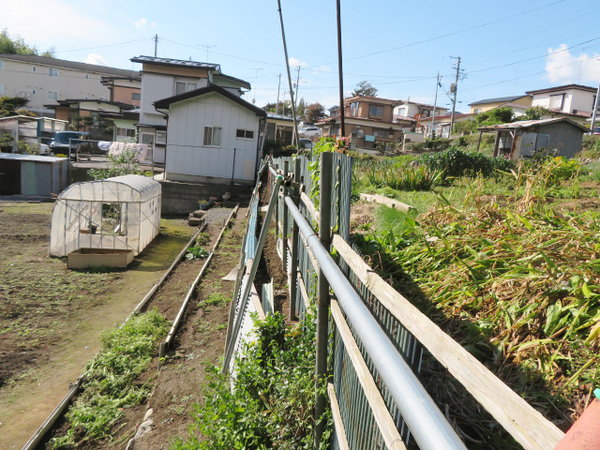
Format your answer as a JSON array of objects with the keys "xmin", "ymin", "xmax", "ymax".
[
  {"xmin": 0, "ymin": 54, "xmax": 139, "ymax": 116},
  {"xmin": 468, "ymin": 95, "xmax": 532, "ymax": 114}
]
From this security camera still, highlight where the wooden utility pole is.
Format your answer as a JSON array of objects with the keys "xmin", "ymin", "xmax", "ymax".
[{"xmin": 449, "ymin": 56, "xmax": 461, "ymax": 137}]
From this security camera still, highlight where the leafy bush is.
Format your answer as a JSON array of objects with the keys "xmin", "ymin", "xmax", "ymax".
[
  {"xmin": 410, "ymin": 138, "xmax": 452, "ymax": 153},
  {"xmin": 185, "ymin": 244, "xmax": 208, "ymax": 260},
  {"xmin": 419, "ymin": 146, "xmax": 514, "ymax": 184},
  {"xmin": 171, "ymin": 310, "xmax": 331, "ymax": 449}
]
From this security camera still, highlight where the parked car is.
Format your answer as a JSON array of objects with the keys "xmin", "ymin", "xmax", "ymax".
[
  {"xmin": 299, "ymin": 126, "xmax": 320, "ymax": 139},
  {"xmin": 49, "ymin": 131, "xmax": 92, "ymax": 159}
]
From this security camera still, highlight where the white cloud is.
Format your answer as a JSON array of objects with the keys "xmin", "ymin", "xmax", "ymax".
[
  {"xmin": 313, "ymin": 65, "xmax": 332, "ymax": 75},
  {"xmin": 84, "ymin": 53, "xmax": 109, "ymax": 66},
  {"xmin": 1, "ymin": 0, "xmax": 115, "ymax": 45},
  {"xmin": 135, "ymin": 18, "xmax": 148, "ymax": 29},
  {"xmin": 545, "ymin": 44, "xmax": 600, "ymax": 84},
  {"xmin": 289, "ymin": 57, "xmax": 308, "ymax": 68}
]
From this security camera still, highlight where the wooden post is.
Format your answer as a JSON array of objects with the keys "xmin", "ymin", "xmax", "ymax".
[
  {"xmin": 289, "ymin": 158, "xmax": 301, "ymax": 322},
  {"xmin": 315, "ymin": 152, "xmax": 332, "ymax": 446}
]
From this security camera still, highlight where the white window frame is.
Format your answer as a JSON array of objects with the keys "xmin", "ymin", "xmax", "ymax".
[
  {"xmin": 235, "ymin": 129, "xmax": 254, "ymax": 140},
  {"xmin": 48, "ymin": 90, "xmax": 58, "ymax": 101},
  {"xmin": 155, "ymin": 130, "xmax": 167, "ymax": 145},
  {"xmin": 49, "ymin": 68, "xmax": 59, "ymax": 78},
  {"xmin": 549, "ymin": 94, "xmax": 564, "ymax": 110},
  {"xmin": 203, "ymin": 126, "xmax": 222, "ymax": 147},
  {"xmin": 175, "ymin": 81, "xmax": 197, "ymax": 96},
  {"xmin": 116, "ymin": 127, "xmax": 136, "ymax": 138}
]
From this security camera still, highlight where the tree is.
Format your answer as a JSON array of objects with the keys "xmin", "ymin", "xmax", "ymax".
[
  {"xmin": 0, "ymin": 96, "xmax": 29, "ymax": 117},
  {"xmin": 351, "ymin": 80, "xmax": 378, "ymax": 97},
  {"xmin": 477, "ymin": 106, "xmax": 514, "ymax": 126},
  {"xmin": 296, "ymin": 98, "xmax": 306, "ymax": 122},
  {"xmin": 520, "ymin": 106, "xmax": 550, "ymax": 121},
  {"xmin": 305, "ymin": 102, "xmax": 326, "ymax": 123},
  {"xmin": 0, "ymin": 29, "xmax": 55, "ymax": 57}
]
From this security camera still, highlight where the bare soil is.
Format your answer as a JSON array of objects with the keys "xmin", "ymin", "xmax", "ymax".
[{"xmin": 0, "ymin": 201, "xmax": 195, "ymax": 449}]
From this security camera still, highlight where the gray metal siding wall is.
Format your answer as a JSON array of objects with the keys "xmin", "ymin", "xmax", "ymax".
[{"xmin": 542, "ymin": 122, "xmax": 584, "ymax": 158}]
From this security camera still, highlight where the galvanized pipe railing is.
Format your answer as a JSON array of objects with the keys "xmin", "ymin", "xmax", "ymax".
[{"xmin": 284, "ymin": 195, "xmax": 467, "ymax": 450}]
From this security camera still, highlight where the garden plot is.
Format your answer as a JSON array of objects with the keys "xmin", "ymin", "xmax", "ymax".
[{"xmin": 0, "ymin": 201, "xmax": 194, "ymax": 449}]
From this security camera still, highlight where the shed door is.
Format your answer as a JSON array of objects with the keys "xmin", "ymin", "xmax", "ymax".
[
  {"xmin": 520, "ymin": 132, "xmax": 537, "ymax": 157},
  {"xmin": 0, "ymin": 160, "xmax": 21, "ymax": 195}
]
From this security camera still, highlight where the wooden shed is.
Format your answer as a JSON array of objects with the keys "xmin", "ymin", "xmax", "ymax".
[{"xmin": 477, "ymin": 118, "xmax": 586, "ymax": 160}]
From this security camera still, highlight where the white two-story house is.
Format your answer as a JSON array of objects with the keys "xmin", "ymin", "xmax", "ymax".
[
  {"xmin": 131, "ymin": 56, "xmax": 251, "ymax": 164},
  {"xmin": 526, "ymin": 84, "xmax": 597, "ymax": 126}
]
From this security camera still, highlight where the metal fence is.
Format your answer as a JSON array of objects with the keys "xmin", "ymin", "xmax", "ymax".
[{"xmin": 224, "ymin": 152, "xmax": 564, "ymax": 450}]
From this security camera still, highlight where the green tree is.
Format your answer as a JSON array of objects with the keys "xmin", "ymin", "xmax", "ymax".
[
  {"xmin": 477, "ymin": 106, "xmax": 514, "ymax": 126},
  {"xmin": 0, "ymin": 29, "xmax": 54, "ymax": 56},
  {"xmin": 0, "ymin": 96, "xmax": 29, "ymax": 117},
  {"xmin": 520, "ymin": 106, "xmax": 550, "ymax": 121},
  {"xmin": 296, "ymin": 97, "xmax": 306, "ymax": 122},
  {"xmin": 351, "ymin": 80, "xmax": 378, "ymax": 97},
  {"xmin": 305, "ymin": 102, "xmax": 326, "ymax": 123}
]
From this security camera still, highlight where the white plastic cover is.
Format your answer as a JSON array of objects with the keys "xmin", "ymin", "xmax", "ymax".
[{"xmin": 50, "ymin": 175, "xmax": 161, "ymax": 257}]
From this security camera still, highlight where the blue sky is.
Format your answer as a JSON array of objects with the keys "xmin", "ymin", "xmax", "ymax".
[{"xmin": 3, "ymin": 0, "xmax": 600, "ymax": 112}]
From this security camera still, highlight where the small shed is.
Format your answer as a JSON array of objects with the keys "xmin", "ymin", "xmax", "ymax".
[
  {"xmin": 0, "ymin": 152, "xmax": 68, "ymax": 196},
  {"xmin": 477, "ymin": 118, "xmax": 586, "ymax": 160},
  {"xmin": 49, "ymin": 175, "xmax": 161, "ymax": 257}
]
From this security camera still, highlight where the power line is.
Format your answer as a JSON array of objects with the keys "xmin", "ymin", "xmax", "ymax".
[{"xmin": 56, "ymin": 38, "xmax": 150, "ymax": 54}]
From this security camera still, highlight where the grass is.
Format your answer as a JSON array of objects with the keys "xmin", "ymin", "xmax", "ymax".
[{"xmin": 50, "ymin": 309, "xmax": 170, "ymax": 448}]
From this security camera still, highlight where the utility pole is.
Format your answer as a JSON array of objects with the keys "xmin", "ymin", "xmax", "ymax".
[
  {"xmin": 276, "ymin": 0, "xmax": 300, "ymax": 146},
  {"xmin": 275, "ymin": 74, "xmax": 282, "ymax": 115},
  {"xmin": 154, "ymin": 34, "xmax": 158, "ymax": 57},
  {"xmin": 336, "ymin": 0, "xmax": 345, "ymax": 138},
  {"xmin": 590, "ymin": 77, "xmax": 600, "ymax": 132},
  {"xmin": 294, "ymin": 66, "xmax": 301, "ymax": 112},
  {"xmin": 431, "ymin": 72, "xmax": 441, "ymax": 139},
  {"xmin": 449, "ymin": 56, "xmax": 461, "ymax": 138},
  {"xmin": 252, "ymin": 67, "xmax": 262, "ymax": 104}
]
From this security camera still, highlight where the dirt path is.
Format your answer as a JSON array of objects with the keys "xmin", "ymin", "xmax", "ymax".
[
  {"xmin": 91, "ymin": 207, "xmax": 247, "ymax": 448},
  {"xmin": 0, "ymin": 202, "xmax": 195, "ymax": 449}
]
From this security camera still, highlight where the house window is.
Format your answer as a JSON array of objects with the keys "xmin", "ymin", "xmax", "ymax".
[
  {"xmin": 203, "ymin": 126, "xmax": 221, "ymax": 146},
  {"xmin": 32, "ymin": 89, "xmax": 36, "ymax": 95},
  {"xmin": 175, "ymin": 81, "xmax": 196, "ymax": 95},
  {"xmin": 351, "ymin": 127, "xmax": 364, "ymax": 138},
  {"xmin": 350, "ymin": 102, "xmax": 359, "ymax": 116},
  {"xmin": 369, "ymin": 105, "xmax": 383, "ymax": 117},
  {"xmin": 374, "ymin": 129, "xmax": 391, "ymax": 138},
  {"xmin": 156, "ymin": 130, "xmax": 167, "ymax": 145},
  {"xmin": 48, "ymin": 90, "xmax": 58, "ymax": 101},
  {"xmin": 132, "ymin": 92, "xmax": 141, "ymax": 100},
  {"xmin": 236, "ymin": 129, "xmax": 254, "ymax": 139},
  {"xmin": 49, "ymin": 68, "xmax": 59, "ymax": 78},
  {"xmin": 85, "ymin": 74, "xmax": 89, "ymax": 79},
  {"xmin": 116, "ymin": 127, "xmax": 136, "ymax": 138},
  {"xmin": 474, "ymin": 108, "xmax": 482, "ymax": 114},
  {"xmin": 32, "ymin": 66, "xmax": 36, "ymax": 72},
  {"xmin": 549, "ymin": 94, "xmax": 564, "ymax": 110}
]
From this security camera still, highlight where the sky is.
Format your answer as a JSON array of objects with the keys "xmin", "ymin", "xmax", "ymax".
[{"xmin": 3, "ymin": 0, "xmax": 600, "ymax": 113}]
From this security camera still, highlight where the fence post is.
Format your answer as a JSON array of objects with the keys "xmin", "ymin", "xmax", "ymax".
[
  {"xmin": 281, "ymin": 161, "xmax": 289, "ymax": 275},
  {"xmin": 315, "ymin": 151, "xmax": 333, "ymax": 446},
  {"xmin": 289, "ymin": 157, "xmax": 301, "ymax": 322}
]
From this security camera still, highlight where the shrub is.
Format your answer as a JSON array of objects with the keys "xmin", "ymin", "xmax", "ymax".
[{"xmin": 419, "ymin": 146, "xmax": 514, "ymax": 184}]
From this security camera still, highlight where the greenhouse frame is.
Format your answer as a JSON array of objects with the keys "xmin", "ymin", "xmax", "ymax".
[{"xmin": 50, "ymin": 175, "xmax": 161, "ymax": 257}]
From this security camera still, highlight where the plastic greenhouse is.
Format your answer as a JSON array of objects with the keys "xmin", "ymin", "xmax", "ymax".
[{"xmin": 50, "ymin": 175, "xmax": 161, "ymax": 257}]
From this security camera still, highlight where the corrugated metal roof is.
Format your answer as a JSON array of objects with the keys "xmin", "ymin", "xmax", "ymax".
[
  {"xmin": 0, "ymin": 152, "xmax": 66, "ymax": 163},
  {"xmin": 0, "ymin": 54, "xmax": 139, "ymax": 78},
  {"xmin": 477, "ymin": 117, "xmax": 587, "ymax": 131}
]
